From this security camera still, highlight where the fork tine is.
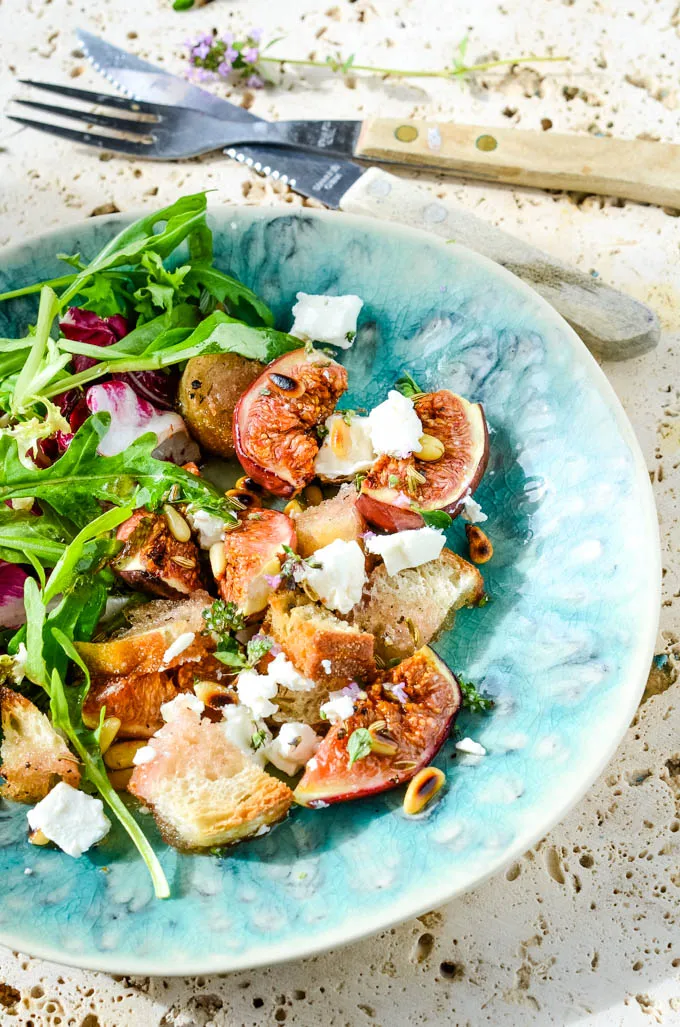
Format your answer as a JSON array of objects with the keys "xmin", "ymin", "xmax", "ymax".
[
  {"xmin": 8, "ymin": 116, "xmax": 154, "ymax": 157},
  {"xmin": 14, "ymin": 99, "xmax": 157, "ymax": 136},
  {"xmin": 18, "ymin": 79, "xmax": 160, "ymax": 115}
]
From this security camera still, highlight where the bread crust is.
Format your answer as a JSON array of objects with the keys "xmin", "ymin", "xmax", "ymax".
[{"xmin": 0, "ymin": 687, "xmax": 81, "ymax": 803}]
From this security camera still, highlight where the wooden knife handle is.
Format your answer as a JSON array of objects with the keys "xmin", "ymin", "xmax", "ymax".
[{"xmin": 354, "ymin": 119, "xmax": 680, "ymax": 208}]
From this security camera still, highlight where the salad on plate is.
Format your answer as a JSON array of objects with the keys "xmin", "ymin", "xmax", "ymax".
[{"xmin": 0, "ymin": 193, "xmax": 493, "ymax": 899}]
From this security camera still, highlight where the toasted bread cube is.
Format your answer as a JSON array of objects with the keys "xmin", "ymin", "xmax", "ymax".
[
  {"xmin": 0, "ymin": 688, "xmax": 80, "ymax": 803},
  {"xmin": 82, "ymin": 671, "xmax": 178, "ymax": 739},
  {"xmin": 129, "ymin": 708, "xmax": 293, "ymax": 851},
  {"xmin": 294, "ymin": 485, "xmax": 365, "ymax": 558},
  {"xmin": 266, "ymin": 592, "xmax": 376, "ymax": 685},
  {"xmin": 113, "ymin": 509, "xmax": 202, "ymax": 598},
  {"xmin": 351, "ymin": 548, "xmax": 484, "ymax": 661},
  {"xmin": 76, "ymin": 592, "xmax": 214, "ymax": 677}
]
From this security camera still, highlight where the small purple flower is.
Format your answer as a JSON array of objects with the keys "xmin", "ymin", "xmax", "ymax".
[
  {"xmin": 245, "ymin": 73, "xmax": 264, "ymax": 89},
  {"xmin": 221, "ymin": 31, "xmax": 234, "ymax": 45},
  {"xmin": 340, "ymin": 682, "xmax": 362, "ymax": 699},
  {"xmin": 264, "ymin": 573, "xmax": 282, "ymax": 590},
  {"xmin": 387, "ymin": 681, "xmax": 408, "ymax": 705},
  {"xmin": 196, "ymin": 68, "xmax": 216, "ymax": 82},
  {"xmin": 217, "ymin": 60, "xmax": 233, "ymax": 78},
  {"xmin": 249, "ymin": 27, "xmax": 264, "ymax": 43},
  {"xmin": 361, "ymin": 530, "xmax": 377, "ymax": 542},
  {"xmin": 193, "ymin": 42, "xmax": 211, "ymax": 60},
  {"xmin": 224, "ymin": 45, "xmax": 238, "ymax": 63},
  {"xmin": 242, "ymin": 46, "xmax": 260, "ymax": 64}
]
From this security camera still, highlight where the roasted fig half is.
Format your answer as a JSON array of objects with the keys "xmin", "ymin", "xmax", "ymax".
[
  {"xmin": 357, "ymin": 391, "xmax": 488, "ymax": 532},
  {"xmin": 215, "ymin": 508, "xmax": 296, "ymax": 617},
  {"xmin": 233, "ymin": 348, "xmax": 348, "ymax": 496},
  {"xmin": 294, "ymin": 646, "xmax": 461, "ymax": 807}
]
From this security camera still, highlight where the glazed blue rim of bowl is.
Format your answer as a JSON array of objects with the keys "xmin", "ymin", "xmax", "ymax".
[{"xmin": 0, "ymin": 206, "xmax": 660, "ymax": 976}]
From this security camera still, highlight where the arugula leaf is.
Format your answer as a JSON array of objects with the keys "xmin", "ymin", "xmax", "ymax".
[
  {"xmin": 184, "ymin": 266, "xmax": 274, "ymax": 328},
  {"xmin": 418, "ymin": 510, "xmax": 453, "ymax": 530},
  {"xmin": 458, "ymin": 677, "xmax": 495, "ymax": 713},
  {"xmin": 0, "ymin": 413, "xmax": 238, "ymax": 529},
  {"xmin": 394, "ymin": 371, "xmax": 426, "ymax": 401},
  {"xmin": 0, "ymin": 507, "xmax": 118, "ymax": 568},
  {"xmin": 347, "ymin": 727, "xmax": 372, "ymax": 767},
  {"xmin": 132, "ymin": 252, "xmax": 192, "ymax": 324}
]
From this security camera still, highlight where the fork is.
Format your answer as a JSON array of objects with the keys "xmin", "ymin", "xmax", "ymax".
[{"xmin": 9, "ymin": 81, "xmax": 361, "ymax": 161}]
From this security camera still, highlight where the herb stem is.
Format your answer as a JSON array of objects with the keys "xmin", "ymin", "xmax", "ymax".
[
  {"xmin": 258, "ymin": 53, "xmax": 568, "ymax": 79},
  {"xmin": 0, "ymin": 275, "xmax": 77, "ymax": 304}
]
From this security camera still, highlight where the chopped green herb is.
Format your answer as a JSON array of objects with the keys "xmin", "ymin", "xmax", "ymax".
[
  {"xmin": 418, "ymin": 509, "xmax": 453, "ymax": 530},
  {"xmin": 458, "ymin": 677, "xmax": 495, "ymax": 713},
  {"xmin": 251, "ymin": 728, "xmax": 268, "ymax": 751},
  {"xmin": 342, "ymin": 409, "xmax": 355, "ymax": 425},
  {"xmin": 347, "ymin": 727, "xmax": 372, "ymax": 766},
  {"xmin": 388, "ymin": 473, "xmax": 400, "ymax": 489},
  {"xmin": 394, "ymin": 371, "xmax": 427, "ymax": 401},
  {"xmin": 345, "ymin": 330, "xmax": 356, "ymax": 343},
  {"xmin": 354, "ymin": 471, "xmax": 367, "ymax": 492}
]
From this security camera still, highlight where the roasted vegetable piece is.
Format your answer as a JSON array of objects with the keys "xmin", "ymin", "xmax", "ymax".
[
  {"xmin": 215, "ymin": 509, "xmax": 296, "ymax": 617},
  {"xmin": 128, "ymin": 704, "xmax": 293, "ymax": 851},
  {"xmin": 178, "ymin": 353, "xmax": 265, "ymax": 458},
  {"xmin": 294, "ymin": 647, "xmax": 461, "ymax": 807},
  {"xmin": 0, "ymin": 687, "xmax": 81, "ymax": 802},
  {"xmin": 233, "ymin": 348, "xmax": 348, "ymax": 496},
  {"xmin": 358, "ymin": 391, "xmax": 488, "ymax": 531},
  {"xmin": 293, "ymin": 484, "xmax": 366, "ymax": 558},
  {"xmin": 113, "ymin": 508, "xmax": 202, "ymax": 598}
]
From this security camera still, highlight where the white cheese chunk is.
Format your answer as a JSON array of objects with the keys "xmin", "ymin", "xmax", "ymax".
[
  {"xmin": 460, "ymin": 492, "xmax": 487, "ymax": 524},
  {"xmin": 314, "ymin": 413, "xmax": 376, "ymax": 481},
  {"xmin": 10, "ymin": 642, "xmax": 27, "ymax": 684},
  {"xmin": 221, "ymin": 705, "xmax": 270, "ymax": 767},
  {"xmin": 160, "ymin": 692, "xmax": 205, "ymax": 723},
  {"xmin": 236, "ymin": 669, "xmax": 279, "ymax": 719},
  {"xmin": 321, "ymin": 659, "xmax": 332, "ymax": 675},
  {"xmin": 26, "ymin": 783, "xmax": 110, "ymax": 858},
  {"xmin": 455, "ymin": 737, "xmax": 487, "ymax": 757},
  {"xmin": 132, "ymin": 745, "xmax": 157, "ymax": 766},
  {"xmin": 266, "ymin": 652, "xmax": 317, "ymax": 692},
  {"xmin": 161, "ymin": 632, "xmax": 195, "ymax": 666},
  {"xmin": 320, "ymin": 692, "xmax": 355, "ymax": 724},
  {"xmin": 300, "ymin": 538, "xmax": 367, "ymax": 615},
  {"xmin": 185, "ymin": 506, "xmax": 228, "ymax": 548},
  {"xmin": 266, "ymin": 722, "xmax": 321, "ymax": 776},
  {"xmin": 366, "ymin": 390, "xmax": 423, "ymax": 459},
  {"xmin": 290, "ymin": 292, "xmax": 363, "ymax": 349},
  {"xmin": 365, "ymin": 526, "xmax": 445, "ymax": 576}
]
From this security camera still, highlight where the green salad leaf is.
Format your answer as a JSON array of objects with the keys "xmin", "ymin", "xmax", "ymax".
[
  {"xmin": 0, "ymin": 413, "xmax": 239, "ymax": 528},
  {"xmin": 0, "ymin": 506, "xmax": 118, "ymax": 568}
]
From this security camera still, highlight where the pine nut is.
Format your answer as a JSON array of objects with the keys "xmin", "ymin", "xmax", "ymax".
[
  {"xmin": 415, "ymin": 434, "xmax": 445, "ymax": 461},
  {"xmin": 465, "ymin": 524, "xmax": 493, "ymax": 564},
  {"xmin": 304, "ymin": 485, "xmax": 324, "ymax": 507},
  {"xmin": 368, "ymin": 720, "xmax": 399, "ymax": 756},
  {"xmin": 28, "ymin": 828, "xmax": 49, "ymax": 846},
  {"xmin": 226, "ymin": 488, "xmax": 261, "ymax": 508},
  {"xmin": 163, "ymin": 504, "xmax": 191, "ymax": 542},
  {"xmin": 284, "ymin": 499, "xmax": 304, "ymax": 518},
  {"xmin": 107, "ymin": 768, "xmax": 134, "ymax": 791},
  {"xmin": 194, "ymin": 680, "xmax": 232, "ymax": 708},
  {"xmin": 98, "ymin": 716, "xmax": 121, "ymax": 756},
  {"xmin": 104, "ymin": 739, "xmax": 148, "ymax": 771},
  {"xmin": 403, "ymin": 767, "xmax": 446, "ymax": 815},
  {"xmin": 330, "ymin": 417, "xmax": 351, "ymax": 459},
  {"xmin": 209, "ymin": 541, "xmax": 227, "ymax": 578}
]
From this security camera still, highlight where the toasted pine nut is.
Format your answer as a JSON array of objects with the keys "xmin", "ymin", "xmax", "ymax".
[
  {"xmin": 368, "ymin": 720, "xmax": 399, "ymax": 756},
  {"xmin": 108, "ymin": 768, "xmax": 134, "ymax": 792},
  {"xmin": 163, "ymin": 504, "xmax": 191, "ymax": 542},
  {"xmin": 226, "ymin": 488, "xmax": 261, "ymax": 508},
  {"xmin": 104, "ymin": 740, "xmax": 148, "ymax": 771},
  {"xmin": 81, "ymin": 709, "xmax": 100, "ymax": 730},
  {"xmin": 171, "ymin": 555, "xmax": 197, "ymax": 569},
  {"xmin": 304, "ymin": 485, "xmax": 324, "ymax": 507},
  {"xmin": 261, "ymin": 556, "xmax": 282, "ymax": 579},
  {"xmin": 209, "ymin": 541, "xmax": 227, "ymax": 578},
  {"xmin": 29, "ymin": 828, "xmax": 49, "ymax": 846},
  {"xmin": 99, "ymin": 716, "xmax": 121, "ymax": 756},
  {"xmin": 284, "ymin": 499, "xmax": 304, "ymax": 518},
  {"xmin": 415, "ymin": 433, "xmax": 445, "ymax": 461},
  {"xmin": 465, "ymin": 524, "xmax": 493, "ymax": 564},
  {"xmin": 11, "ymin": 496, "xmax": 35, "ymax": 511},
  {"xmin": 403, "ymin": 767, "xmax": 446, "ymax": 815},
  {"xmin": 194, "ymin": 680, "xmax": 232, "ymax": 708},
  {"xmin": 330, "ymin": 417, "xmax": 351, "ymax": 459}
]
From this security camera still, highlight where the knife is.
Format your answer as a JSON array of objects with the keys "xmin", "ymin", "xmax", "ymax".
[{"xmin": 77, "ymin": 30, "xmax": 659, "ymax": 360}]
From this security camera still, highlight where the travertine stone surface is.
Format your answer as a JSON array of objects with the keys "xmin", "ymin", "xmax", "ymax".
[{"xmin": 0, "ymin": 0, "xmax": 678, "ymax": 1023}]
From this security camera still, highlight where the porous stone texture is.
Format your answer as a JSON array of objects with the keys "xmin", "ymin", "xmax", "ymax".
[{"xmin": 0, "ymin": 0, "xmax": 678, "ymax": 1023}]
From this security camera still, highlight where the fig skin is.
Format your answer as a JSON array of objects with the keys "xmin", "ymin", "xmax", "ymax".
[
  {"xmin": 178, "ymin": 353, "xmax": 264, "ymax": 459},
  {"xmin": 358, "ymin": 391, "xmax": 489, "ymax": 532},
  {"xmin": 233, "ymin": 348, "xmax": 348, "ymax": 497},
  {"xmin": 294, "ymin": 646, "xmax": 462, "ymax": 807}
]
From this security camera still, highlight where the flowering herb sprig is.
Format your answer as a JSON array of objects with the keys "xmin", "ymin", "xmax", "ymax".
[{"xmin": 183, "ymin": 30, "xmax": 568, "ymax": 90}]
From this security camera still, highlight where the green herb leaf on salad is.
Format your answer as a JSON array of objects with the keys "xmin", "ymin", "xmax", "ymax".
[
  {"xmin": 347, "ymin": 727, "xmax": 373, "ymax": 767},
  {"xmin": 458, "ymin": 677, "xmax": 495, "ymax": 713}
]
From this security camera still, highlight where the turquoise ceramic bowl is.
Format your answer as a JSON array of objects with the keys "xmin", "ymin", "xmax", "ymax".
[{"xmin": 0, "ymin": 208, "xmax": 659, "ymax": 975}]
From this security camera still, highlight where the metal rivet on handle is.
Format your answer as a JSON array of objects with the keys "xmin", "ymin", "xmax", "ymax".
[
  {"xmin": 395, "ymin": 124, "xmax": 419, "ymax": 143},
  {"xmin": 475, "ymin": 134, "xmax": 498, "ymax": 152}
]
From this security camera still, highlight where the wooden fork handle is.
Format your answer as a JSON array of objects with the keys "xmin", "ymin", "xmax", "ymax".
[{"xmin": 354, "ymin": 119, "xmax": 680, "ymax": 208}]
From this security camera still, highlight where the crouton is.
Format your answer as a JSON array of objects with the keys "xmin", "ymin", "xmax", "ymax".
[
  {"xmin": 294, "ymin": 485, "xmax": 365, "ymax": 558},
  {"xmin": 351, "ymin": 548, "xmax": 484, "ymax": 662},
  {"xmin": 0, "ymin": 688, "xmax": 80, "ymax": 803},
  {"xmin": 76, "ymin": 592, "xmax": 215, "ymax": 677},
  {"xmin": 129, "ymin": 708, "xmax": 293, "ymax": 851},
  {"xmin": 265, "ymin": 592, "xmax": 376, "ymax": 685},
  {"xmin": 82, "ymin": 671, "xmax": 177, "ymax": 739},
  {"xmin": 113, "ymin": 509, "xmax": 203, "ymax": 598}
]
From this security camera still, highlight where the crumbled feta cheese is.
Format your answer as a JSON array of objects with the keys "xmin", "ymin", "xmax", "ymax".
[
  {"xmin": 161, "ymin": 632, "xmax": 195, "ymax": 666},
  {"xmin": 236, "ymin": 669, "xmax": 279, "ymax": 719},
  {"xmin": 24, "ymin": 867, "xmax": 34, "ymax": 876},
  {"xmin": 221, "ymin": 705, "xmax": 270, "ymax": 767},
  {"xmin": 321, "ymin": 659, "xmax": 332, "ymax": 675},
  {"xmin": 290, "ymin": 292, "xmax": 363, "ymax": 349},
  {"xmin": 26, "ymin": 783, "xmax": 110, "ymax": 858},
  {"xmin": 460, "ymin": 492, "xmax": 487, "ymax": 524},
  {"xmin": 266, "ymin": 722, "xmax": 321, "ymax": 776},
  {"xmin": 314, "ymin": 413, "xmax": 375, "ymax": 481},
  {"xmin": 185, "ymin": 506, "xmax": 228, "ymax": 549},
  {"xmin": 365, "ymin": 526, "xmax": 445, "ymax": 576},
  {"xmin": 367, "ymin": 390, "xmax": 423, "ymax": 458},
  {"xmin": 132, "ymin": 745, "xmax": 157, "ymax": 766},
  {"xmin": 301, "ymin": 538, "xmax": 366, "ymax": 615},
  {"xmin": 266, "ymin": 651, "xmax": 317, "ymax": 692},
  {"xmin": 320, "ymin": 692, "xmax": 355, "ymax": 724},
  {"xmin": 161, "ymin": 692, "xmax": 205, "ymax": 723},
  {"xmin": 10, "ymin": 642, "xmax": 27, "ymax": 684},
  {"xmin": 455, "ymin": 737, "xmax": 487, "ymax": 757}
]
